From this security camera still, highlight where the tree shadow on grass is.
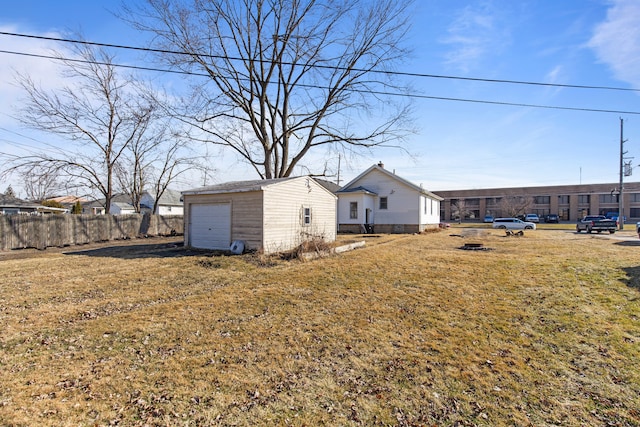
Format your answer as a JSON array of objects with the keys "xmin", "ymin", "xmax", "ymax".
[
  {"xmin": 62, "ymin": 239, "xmax": 204, "ymax": 259},
  {"xmin": 614, "ymin": 240, "xmax": 640, "ymax": 247},
  {"xmin": 621, "ymin": 266, "xmax": 640, "ymax": 292}
]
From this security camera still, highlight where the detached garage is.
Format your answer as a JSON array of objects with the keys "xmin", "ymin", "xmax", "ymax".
[{"xmin": 182, "ymin": 176, "xmax": 337, "ymax": 254}]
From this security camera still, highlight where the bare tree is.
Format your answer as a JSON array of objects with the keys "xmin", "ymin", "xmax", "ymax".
[
  {"xmin": 451, "ymin": 199, "xmax": 470, "ymax": 223},
  {"xmin": 115, "ymin": 121, "xmax": 195, "ymax": 213},
  {"xmin": 126, "ymin": 0, "xmax": 415, "ymax": 179},
  {"xmin": 19, "ymin": 164, "xmax": 64, "ymax": 201},
  {"xmin": 499, "ymin": 196, "xmax": 534, "ymax": 218},
  {"xmin": 5, "ymin": 42, "xmax": 159, "ymax": 213}
]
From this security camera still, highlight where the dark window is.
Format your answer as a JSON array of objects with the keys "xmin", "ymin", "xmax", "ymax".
[
  {"xmin": 534, "ymin": 196, "xmax": 550, "ymax": 204},
  {"xmin": 380, "ymin": 197, "xmax": 388, "ymax": 210},
  {"xmin": 630, "ymin": 193, "xmax": 640, "ymax": 203},
  {"xmin": 599, "ymin": 194, "xmax": 618, "ymax": 203},
  {"xmin": 558, "ymin": 195, "xmax": 569, "ymax": 205},
  {"xmin": 350, "ymin": 202, "xmax": 358, "ymax": 219},
  {"xmin": 578, "ymin": 195, "xmax": 590, "ymax": 204},
  {"xmin": 303, "ymin": 207, "xmax": 311, "ymax": 225}
]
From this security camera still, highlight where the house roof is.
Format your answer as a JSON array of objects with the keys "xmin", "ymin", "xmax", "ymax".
[
  {"xmin": 151, "ymin": 189, "xmax": 183, "ymax": 206},
  {"xmin": 314, "ymin": 178, "xmax": 341, "ymax": 194},
  {"xmin": 182, "ymin": 177, "xmax": 295, "ymax": 195},
  {"xmin": 337, "ymin": 185, "xmax": 378, "ymax": 195},
  {"xmin": 46, "ymin": 195, "xmax": 87, "ymax": 204},
  {"xmin": 183, "ymin": 176, "xmax": 338, "ymax": 199},
  {"xmin": 112, "ymin": 202, "xmax": 136, "ymax": 210},
  {"xmin": 0, "ymin": 193, "xmax": 41, "ymax": 209},
  {"xmin": 340, "ymin": 164, "xmax": 443, "ymax": 201}
]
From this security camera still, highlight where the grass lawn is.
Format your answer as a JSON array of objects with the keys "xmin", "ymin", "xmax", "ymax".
[{"xmin": 1, "ymin": 229, "xmax": 639, "ymax": 426}]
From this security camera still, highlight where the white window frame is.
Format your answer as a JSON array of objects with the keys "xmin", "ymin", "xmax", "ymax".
[
  {"xmin": 350, "ymin": 202, "xmax": 358, "ymax": 219},
  {"xmin": 303, "ymin": 206, "xmax": 312, "ymax": 226}
]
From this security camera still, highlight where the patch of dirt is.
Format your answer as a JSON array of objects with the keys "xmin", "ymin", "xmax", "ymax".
[{"xmin": 0, "ymin": 236, "xmax": 185, "ymax": 261}]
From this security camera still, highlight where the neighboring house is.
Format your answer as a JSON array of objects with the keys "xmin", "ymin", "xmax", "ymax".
[
  {"xmin": 337, "ymin": 163, "xmax": 443, "ymax": 233},
  {"xmin": 82, "ymin": 194, "xmax": 136, "ymax": 215},
  {"xmin": 0, "ymin": 193, "xmax": 42, "ymax": 215},
  {"xmin": 110, "ymin": 202, "xmax": 137, "ymax": 215},
  {"xmin": 140, "ymin": 189, "xmax": 184, "ymax": 215},
  {"xmin": 0, "ymin": 193, "xmax": 67, "ymax": 214},
  {"xmin": 182, "ymin": 176, "xmax": 337, "ymax": 254},
  {"xmin": 46, "ymin": 195, "xmax": 87, "ymax": 211}
]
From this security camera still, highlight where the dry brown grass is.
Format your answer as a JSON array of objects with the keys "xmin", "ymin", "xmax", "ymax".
[{"xmin": 1, "ymin": 230, "xmax": 639, "ymax": 426}]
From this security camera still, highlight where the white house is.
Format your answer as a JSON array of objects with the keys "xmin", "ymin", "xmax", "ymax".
[
  {"xmin": 182, "ymin": 176, "xmax": 337, "ymax": 254},
  {"xmin": 337, "ymin": 163, "xmax": 443, "ymax": 233},
  {"xmin": 140, "ymin": 189, "xmax": 184, "ymax": 215}
]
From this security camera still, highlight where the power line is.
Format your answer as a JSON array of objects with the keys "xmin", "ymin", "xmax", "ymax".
[
  {"xmin": 2, "ymin": 30, "xmax": 640, "ymax": 93},
  {"xmin": 3, "ymin": 49, "xmax": 639, "ymax": 116}
]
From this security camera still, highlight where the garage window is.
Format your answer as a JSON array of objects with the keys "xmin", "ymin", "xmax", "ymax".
[{"xmin": 303, "ymin": 207, "xmax": 312, "ymax": 226}]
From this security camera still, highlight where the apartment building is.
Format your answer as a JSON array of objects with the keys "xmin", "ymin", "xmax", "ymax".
[{"xmin": 435, "ymin": 182, "xmax": 640, "ymax": 222}]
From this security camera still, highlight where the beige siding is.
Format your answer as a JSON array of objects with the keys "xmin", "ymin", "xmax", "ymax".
[
  {"xmin": 183, "ymin": 192, "xmax": 264, "ymax": 250},
  {"xmin": 262, "ymin": 177, "xmax": 337, "ymax": 253}
]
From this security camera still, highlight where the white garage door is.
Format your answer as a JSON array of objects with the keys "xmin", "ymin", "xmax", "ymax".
[{"xmin": 189, "ymin": 203, "xmax": 231, "ymax": 250}]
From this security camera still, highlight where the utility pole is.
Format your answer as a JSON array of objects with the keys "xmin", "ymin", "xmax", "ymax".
[{"xmin": 618, "ymin": 117, "xmax": 627, "ymax": 230}]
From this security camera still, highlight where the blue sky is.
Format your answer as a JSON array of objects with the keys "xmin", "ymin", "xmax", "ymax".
[{"xmin": 1, "ymin": 0, "xmax": 640, "ymax": 196}]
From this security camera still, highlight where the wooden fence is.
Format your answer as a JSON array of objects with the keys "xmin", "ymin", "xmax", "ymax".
[{"xmin": 0, "ymin": 214, "xmax": 183, "ymax": 251}]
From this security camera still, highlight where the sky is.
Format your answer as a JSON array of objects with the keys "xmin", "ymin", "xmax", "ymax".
[{"xmin": 1, "ymin": 0, "xmax": 640, "ymax": 197}]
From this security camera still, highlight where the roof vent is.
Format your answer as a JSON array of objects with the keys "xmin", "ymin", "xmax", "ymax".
[{"xmin": 377, "ymin": 161, "xmax": 384, "ymax": 169}]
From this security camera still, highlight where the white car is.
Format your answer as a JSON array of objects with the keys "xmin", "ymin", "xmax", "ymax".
[{"xmin": 492, "ymin": 218, "xmax": 537, "ymax": 230}]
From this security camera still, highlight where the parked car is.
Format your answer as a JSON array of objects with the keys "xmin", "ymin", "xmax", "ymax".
[
  {"xmin": 576, "ymin": 215, "xmax": 617, "ymax": 234},
  {"xmin": 492, "ymin": 218, "xmax": 536, "ymax": 230},
  {"xmin": 483, "ymin": 215, "xmax": 494, "ymax": 223},
  {"xmin": 524, "ymin": 214, "xmax": 540, "ymax": 223},
  {"xmin": 544, "ymin": 214, "xmax": 559, "ymax": 223}
]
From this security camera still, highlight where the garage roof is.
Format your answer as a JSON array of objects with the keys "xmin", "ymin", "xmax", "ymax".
[{"xmin": 182, "ymin": 177, "xmax": 299, "ymax": 196}]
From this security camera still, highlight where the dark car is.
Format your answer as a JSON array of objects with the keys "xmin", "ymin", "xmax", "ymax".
[{"xmin": 545, "ymin": 214, "xmax": 559, "ymax": 223}]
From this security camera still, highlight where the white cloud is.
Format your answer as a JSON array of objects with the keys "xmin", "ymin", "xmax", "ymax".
[
  {"xmin": 440, "ymin": 3, "xmax": 511, "ymax": 73},
  {"xmin": 0, "ymin": 27, "xmax": 72, "ymax": 127},
  {"xmin": 589, "ymin": 0, "xmax": 640, "ymax": 87}
]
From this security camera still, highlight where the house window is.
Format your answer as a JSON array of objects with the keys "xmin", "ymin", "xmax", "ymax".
[
  {"xmin": 380, "ymin": 197, "xmax": 388, "ymax": 210},
  {"xmin": 350, "ymin": 202, "xmax": 358, "ymax": 219},
  {"xmin": 303, "ymin": 207, "xmax": 312, "ymax": 226}
]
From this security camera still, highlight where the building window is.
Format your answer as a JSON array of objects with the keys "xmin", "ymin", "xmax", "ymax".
[
  {"xmin": 578, "ymin": 195, "xmax": 590, "ymax": 204},
  {"xmin": 534, "ymin": 196, "xmax": 550, "ymax": 204},
  {"xmin": 630, "ymin": 208, "xmax": 640, "ymax": 218},
  {"xmin": 630, "ymin": 193, "xmax": 640, "ymax": 203},
  {"xmin": 558, "ymin": 195, "xmax": 569, "ymax": 205},
  {"xmin": 350, "ymin": 202, "xmax": 358, "ymax": 219},
  {"xmin": 303, "ymin": 207, "xmax": 311, "ymax": 226},
  {"xmin": 599, "ymin": 194, "xmax": 618, "ymax": 204},
  {"xmin": 380, "ymin": 197, "xmax": 388, "ymax": 210}
]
